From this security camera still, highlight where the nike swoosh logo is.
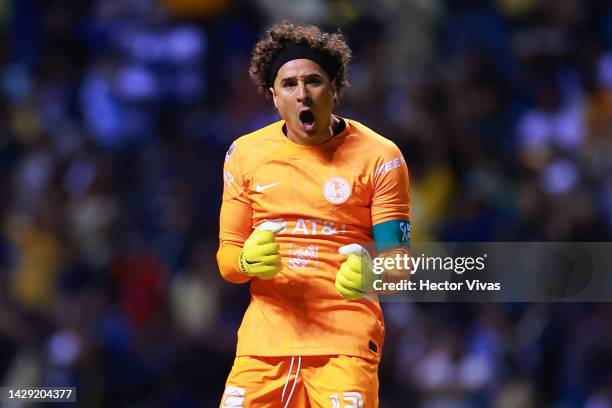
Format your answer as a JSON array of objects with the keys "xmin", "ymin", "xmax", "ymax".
[{"xmin": 255, "ymin": 182, "xmax": 281, "ymax": 192}]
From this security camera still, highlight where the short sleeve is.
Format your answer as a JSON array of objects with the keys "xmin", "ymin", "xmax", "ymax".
[{"xmin": 371, "ymin": 143, "xmax": 410, "ymax": 225}]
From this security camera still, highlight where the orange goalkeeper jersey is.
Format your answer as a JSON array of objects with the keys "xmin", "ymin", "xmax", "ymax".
[{"xmin": 219, "ymin": 118, "xmax": 410, "ymax": 362}]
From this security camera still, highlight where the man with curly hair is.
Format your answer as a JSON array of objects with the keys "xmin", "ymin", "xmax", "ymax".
[{"xmin": 217, "ymin": 21, "xmax": 410, "ymax": 407}]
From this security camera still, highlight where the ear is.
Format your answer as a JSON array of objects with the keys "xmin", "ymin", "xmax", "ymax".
[{"xmin": 269, "ymin": 87, "xmax": 278, "ymax": 109}]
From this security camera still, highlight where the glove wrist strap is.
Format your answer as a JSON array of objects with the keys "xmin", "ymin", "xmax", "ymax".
[{"xmin": 238, "ymin": 251, "xmax": 250, "ymax": 275}]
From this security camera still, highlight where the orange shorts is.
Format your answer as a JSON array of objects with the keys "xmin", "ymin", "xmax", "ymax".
[{"xmin": 219, "ymin": 355, "xmax": 379, "ymax": 407}]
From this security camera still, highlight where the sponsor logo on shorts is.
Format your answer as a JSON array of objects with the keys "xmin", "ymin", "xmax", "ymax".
[
  {"xmin": 222, "ymin": 386, "xmax": 245, "ymax": 407},
  {"xmin": 330, "ymin": 392, "xmax": 364, "ymax": 408}
]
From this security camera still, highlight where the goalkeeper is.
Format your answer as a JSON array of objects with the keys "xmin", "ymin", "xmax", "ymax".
[{"xmin": 217, "ymin": 21, "xmax": 410, "ymax": 408}]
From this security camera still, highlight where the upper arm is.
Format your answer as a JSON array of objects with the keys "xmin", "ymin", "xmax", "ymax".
[
  {"xmin": 371, "ymin": 143, "xmax": 410, "ymax": 224},
  {"xmin": 220, "ymin": 141, "xmax": 253, "ymax": 247},
  {"xmin": 217, "ymin": 142, "xmax": 253, "ymax": 284},
  {"xmin": 371, "ymin": 143, "xmax": 411, "ymax": 252},
  {"xmin": 219, "ymin": 197, "xmax": 252, "ymax": 247}
]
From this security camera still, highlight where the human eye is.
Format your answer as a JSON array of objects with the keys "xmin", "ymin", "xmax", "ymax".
[{"xmin": 306, "ymin": 76, "xmax": 322, "ymax": 85}]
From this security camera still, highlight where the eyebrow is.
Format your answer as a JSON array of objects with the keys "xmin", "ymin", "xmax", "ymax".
[{"xmin": 279, "ymin": 72, "xmax": 324, "ymax": 85}]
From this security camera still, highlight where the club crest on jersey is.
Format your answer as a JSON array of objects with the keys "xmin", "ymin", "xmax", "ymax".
[{"xmin": 323, "ymin": 176, "xmax": 351, "ymax": 204}]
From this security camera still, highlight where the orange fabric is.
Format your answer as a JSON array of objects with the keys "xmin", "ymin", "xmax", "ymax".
[
  {"xmin": 217, "ymin": 244, "xmax": 251, "ymax": 284},
  {"xmin": 220, "ymin": 355, "xmax": 379, "ymax": 408},
  {"xmin": 217, "ymin": 198, "xmax": 253, "ymax": 283},
  {"xmin": 218, "ymin": 118, "xmax": 410, "ymax": 361}
]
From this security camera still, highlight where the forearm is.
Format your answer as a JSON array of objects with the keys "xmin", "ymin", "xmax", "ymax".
[
  {"xmin": 217, "ymin": 244, "xmax": 252, "ymax": 284},
  {"xmin": 218, "ymin": 195, "xmax": 254, "ymax": 284}
]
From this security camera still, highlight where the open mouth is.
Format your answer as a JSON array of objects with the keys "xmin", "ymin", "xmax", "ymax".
[{"xmin": 299, "ymin": 110, "xmax": 316, "ymax": 132}]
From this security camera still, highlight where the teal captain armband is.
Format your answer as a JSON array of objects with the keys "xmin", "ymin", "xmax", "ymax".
[{"xmin": 372, "ymin": 219, "xmax": 411, "ymax": 252}]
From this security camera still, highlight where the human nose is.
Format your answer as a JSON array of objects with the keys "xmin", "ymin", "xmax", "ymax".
[{"xmin": 296, "ymin": 82, "xmax": 310, "ymax": 102}]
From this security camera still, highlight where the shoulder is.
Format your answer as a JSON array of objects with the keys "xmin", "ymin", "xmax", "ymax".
[
  {"xmin": 344, "ymin": 118, "xmax": 403, "ymax": 156},
  {"xmin": 224, "ymin": 120, "xmax": 286, "ymax": 170},
  {"xmin": 231, "ymin": 120, "xmax": 285, "ymax": 151}
]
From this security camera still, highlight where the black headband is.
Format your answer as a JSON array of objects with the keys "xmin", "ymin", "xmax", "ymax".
[{"xmin": 269, "ymin": 43, "xmax": 338, "ymax": 85}]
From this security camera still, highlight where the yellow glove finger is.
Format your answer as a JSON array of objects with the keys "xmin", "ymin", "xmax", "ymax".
[
  {"xmin": 336, "ymin": 245, "xmax": 375, "ymax": 298},
  {"xmin": 337, "ymin": 262, "xmax": 362, "ymax": 289},
  {"xmin": 259, "ymin": 254, "xmax": 281, "ymax": 266},
  {"xmin": 248, "ymin": 262, "xmax": 282, "ymax": 279},
  {"xmin": 239, "ymin": 221, "xmax": 284, "ymax": 279},
  {"xmin": 243, "ymin": 242, "xmax": 279, "ymax": 262},
  {"xmin": 247, "ymin": 230, "xmax": 277, "ymax": 245},
  {"xmin": 345, "ymin": 254, "xmax": 364, "ymax": 273},
  {"xmin": 335, "ymin": 279, "xmax": 363, "ymax": 299},
  {"xmin": 239, "ymin": 248, "xmax": 281, "ymax": 278},
  {"xmin": 255, "ymin": 242, "xmax": 279, "ymax": 256}
]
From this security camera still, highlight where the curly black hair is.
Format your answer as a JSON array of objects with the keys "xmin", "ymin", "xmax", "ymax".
[{"xmin": 249, "ymin": 21, "xmax": 352, "ymax": 102}]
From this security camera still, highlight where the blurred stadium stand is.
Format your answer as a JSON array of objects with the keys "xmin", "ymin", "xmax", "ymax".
[{"xmin": 0, "ymin": 0, "xmax": 611, "ymax": 406}]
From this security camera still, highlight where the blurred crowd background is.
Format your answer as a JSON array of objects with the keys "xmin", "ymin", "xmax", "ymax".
[{"xmin": 0, "ymin": 0, "xmax": 611, "ymax": 406}]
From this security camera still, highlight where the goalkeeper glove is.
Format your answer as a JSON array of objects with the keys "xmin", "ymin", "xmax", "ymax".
[
  {"xmin": 335, "ymin": 244, "xmax": 376, "ymax": 299},
  {"xmin": 238, "ymin": 221, "xmax": 284, "ymax": 279}
]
